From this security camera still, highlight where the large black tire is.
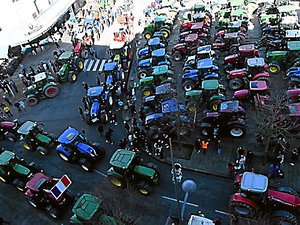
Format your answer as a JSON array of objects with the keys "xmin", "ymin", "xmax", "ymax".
[
  {"xmin": 37, "ymin": 146, "xmax": 48, "ymax": 156},
  {"xmin": 136, "ymin": 181, "xmax": 152, "ymax": 195},
  {"xmin": 228, "ymin": 78, "xmax": 243, "ymax": 91},
  {"xmin": 27, "ymin": 198, "xmax": 40, "ymax": 209},
  {"xmin": 137, "ymin": 70, "xmax": 148, "ymax": 79},
  {"xmin": 21, "ymin": 141, "xmax": 34, "ymax": 151},
  {"xmin": 108, "ymin": 174, "xmax": 126, "ymax": 188},
  {"xmin": 224, "ymin": 63, "xmax": 235, "ymax": 74},
  {"xmin": 47, "ymin": 206, "xmax": 61, "ymax": 219},
  {"xmin": 142, "ymin": 86, "xmax": 154, "ymax": 96},
  {"xmin": 26, "ymin": 95, "xmax": 39, "ymax": 106},
  {"xmin": 173, "ymin": 51, "xmax": 183, "ymax": 61},
  {"xmin": 271, "ymin": 210, "xmax": 298, "ymax": 225},
  {"xmin": 182, "ymin": 80, "xmax": 195, "ymax": 92},
  {"xmin": 231, "ymin": 201, "xmax": 256, "ymax": 218},
  {"xmin": 44, "ymin": 85, "xmax": 59, "ymax": 98},
  {"xmin": 79, "ymin": 158, "xmax": 93, "ymax": 172},
  {"xmin": 67, "ymin": 72, "xmax": 77, "ymax": 83},
  {"xmin": 229, "ymin": 46, "xmax": 239, "ymax": 54},
  {"xmin": 13, "ymin": 179, "xmax": 25, "ymax": 192},
  {"xmin": 74, "ymin": 58, "xmax": 84, "ymax": 71},
  {"xmin": 92, "ymin": 142, "xmax": 106, "ymax": 157},
  {"xmin": 208, "ymin": 99, "xmax": 221, "ymax": 112},
  {"xmin": 229, "ymin": 125, "xmax": 246, "ymax": 138},
  {"xmin": 144, "ymin": 31, "xmax": 152, "ymax": 40},
  {"xmin": 268, "ymin": 63, "xmax": 281, "ymax": 74},
  {"xmin": 80, "ymin": 49, "xmax": 89, "ymax": 59},
  {"xmin": 160, "ymin": 28, "xmax": 170, "ymax": 38},
  {"xmin": 58, "ymin": 151, "xmax": 71, "ymax": 162}
]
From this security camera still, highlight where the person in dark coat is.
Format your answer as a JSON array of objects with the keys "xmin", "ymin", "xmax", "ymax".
[
  {"xmin": 124, "ymin": 120, "xmax": 130, "ymax": 133},
  {"xmin": 194, "ymin": 139, "xmax": 201, "ymax": 153},
  {"xmin": 105, "ymin": 127, "xmax": 113, "ymax": 145},
  {"xmin": 97, "ymin": 123, "xmax": 104, "ymax": 136}
]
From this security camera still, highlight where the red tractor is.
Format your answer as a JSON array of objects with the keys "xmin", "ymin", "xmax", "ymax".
[
  {"xmin": 180, "ymin": 13, "xmax": 211, "ymax": 33},
  {"xmin": 73, "ymin": 34, "xmax": 93, "ymax": 59},
  {"xmin": 227, "ymin": 58, "xmax": 269, "ymax": 90},
  {"xmin": 178, "ymin": 22, "xmax": 210, "ymax": 43},
  {"xmin": 212, "ymin": 32, "xmax": 245, "ymax": 52},
  {"xmin": 224, "ymin": 44, "xmax": 260, "ymax": 73},
  {"xmin": 172, "ymin": 34, "xmax": 205, "ymax": 61},
  {"xmin": 25, "ymin": 173, "xmax": 74, "ymax": 219},
  {"xmin": 230, "ymin": 172, "xmax": 299, "ymax": 224}
]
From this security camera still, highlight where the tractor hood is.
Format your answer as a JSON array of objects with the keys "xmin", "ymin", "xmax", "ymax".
[
  {"xmin": 224, "ymin": 54, "xmax": 239, "ymax": 63},
  {"xmin": 35, "ymin": 133, "xmax": 51, "ymax": 144},
  {"xmin": 13, "ymin": 163, "xmax": 31, "ymax": 176},
  {"xmin": 90, "ymin": 101, "xmax": 100, "ymax": 117},
  {"xmin": 133, "ymin": 165, "xmax": 156, "ymax": 178},
  {"xmin": 76, "ymin": 143, "xmax": 97, "ymax": 157},
  {"xmin": 138, "ymin": 47, "xmax": 149, "ymax": 56},
  {"xmin": 173, "ymin": 43, "xmax": 185, "ymax": 50},
  {"xmin": 138, "ymin": 58, "xmax": 151, "ymax": 67},
  {"xmin": 0, "ymin": 121, "xmax": 17, "ymax": 129},
  {"xmin": 268, "ymin": 189, "xmax": 300, "ymax": 207},
  {"xmin": 58, "ymin": 63, "xmax": 68, "ymax": 75}
]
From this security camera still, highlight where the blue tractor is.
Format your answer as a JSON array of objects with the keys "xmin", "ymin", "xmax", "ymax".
[
  {"xmin": 84, "ymin": 86, "xmax": 109, "ymax": 125},
  {"xmin": 103, "ymin": 61, "xmax": 124, "ymax": 88},
  {"xmin": 138, "ymin": 37, "xmax": 166, "ymax": 60},
  {"xmin": 56, "ymin": 127, "xmax": 106, "ymax": 172}
]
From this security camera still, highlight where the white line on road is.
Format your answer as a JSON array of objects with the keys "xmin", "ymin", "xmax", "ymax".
[
  {"xmin": 94, "ymin": 169, "xmax": 107, "ymax": 177},
  {"xmin": 83, "ymin": 59, "xmax": 89, "ymax": 71},
  {"xmin": 215, "ymin": 210, "xmax": 230, "ymax": 216},
  {"xmin": 162, "ymin": 196, "xmax": 198, "ymax": 207},
  {"xmin": 99, "ymin": 59, "xmax": 106, "ymax": 72},
  {"xmin": 86, "ymin": 59, "xmax": 94, "ymax": 71},
  {"xmin": 92, "ymin": 59, "xmax": 101, "ymax": 71}
]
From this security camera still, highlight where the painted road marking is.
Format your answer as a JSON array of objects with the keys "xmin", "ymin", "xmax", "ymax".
[
  {"xmin": 86, "ymin": 59, "xmax": 94, "ymax": 71},
  {"xmin": 99, "ymin": 59, "xmax": 106, "ymax": 72},
  {"xmin": 162, "ymin": 196, "xmax": 198, "ymax": 207},
  {"xmin": 215, "ymin": 210, "xmax": 230, "ymax": 216},
  {"xmin": 93, "ymin": 59, "xmax": 101, "ymax": 71},
  {"xmin": 83, "ymin": 59, "xmax": 89, "ymax": 71},
  {"xmin": 94, "ymin": 169, "xmax": 107, "ymax": 177}
]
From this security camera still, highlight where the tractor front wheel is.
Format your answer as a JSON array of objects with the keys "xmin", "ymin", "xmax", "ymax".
[
  {"xmin": 142, "ymin": 86, "xmax": 154, "ymax": 96},
  {"xmin": 229, "ymin": 125, "xmax": 246, "ymax": 138},
  {"xmin": 209, "ymin": 100, "xmax": 220, "ymax": 112},
  {"xmin": 26, "ymin": 95, "xmax": 39, "ymax": 106},
  {"xmin": 137, "ymin": 70, "xmax": 148, "ymax": 79},
  {"xmin": 231, "ymin": 201, "xmax": 255, "ymax": 217},
  {"xmin": 268, "ymin": 63, "xmax": 281, "ymax": 74},
  {"xmin": 44, "ymin": 85, "xmax": 59, "ymax": 98},
  {"xmin": 160, "ymin": 28, "xmax": 170, "ymax": 38},
  {"xmin": 228, "ymin": 78, "xmax": 243, "ymax": 91},
  {"xmin": 271, "ymin": 210, "xmax": 298, "ymax": 225},
  {"xmin": 22, "ymin": 142, "xmax": 34, "ymax": 151},
  {"xmin": 108, "ymin": 175, "xmax": 125, "ymax": 188},
  {"xmin": 183, "ymin": 80, "xmax": 195, "ymax": 92},
  {"xmin": 137, "ymin": 181, "xmax": 152, "ymax": 195},
  {"xmin": 5, "ymin": 132, "xmax": 18, "ymax": 142},
  {"xmin": 47, "ymin": 206, "xmax": 61, "ymax": 219},
  {"xmin": 79, "ymin": 158, "xmax": 93, "ymax": 172},
  {"xmin": 173, "ymin": 51, "xmax": 183, "ymax": 61},
  {"xmin": 68, "ymin": 72, "xmax": 77, "ymax": 83},
  {"xmin": 144, "ymin": 32, "xmax": 152, "ymax": 39},
  {"xmin": 37, "ymin": 146, "xmax": 48, "ymax": 156}
]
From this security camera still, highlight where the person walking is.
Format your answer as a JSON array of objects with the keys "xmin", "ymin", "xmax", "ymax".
[
  {"xmin": 3, "ymin": 94, "xmax": 12, "ymax": 106},
  {"xmin": 18, "ymin": 100, "xmax": 26, "ymax": 111},
  {"xmin": 111, "ymin": 112, "xmax": 117, "ymax": 125},
  {"xmin": 78, "ymin": 107, "xmax": 85, "ymax": 120},
  {"xmin": 82, "ymin": 82, "xmax": 89, "ymax": 90},
  {"xmin": 97, "ymin": 123, "xmax": 104, "ymax": 136},
  {"xmin": 9, "ymin": 79, "xmax": 18, "ymax": 93},
  {"xmin": 105, "ymin": 127, "xmax": 113, "ymax": 145},
  {"xmin": 290, "ymin": 148, "xmax": 299, "ymax": 166},
  {"xmin": 201, "ymin": 139, "xmax": 209, "ymax": 154},
  {"xmin": 217, "ymin": 139, "xmax": 222, "ymax": 156},
  {"xmin": 14, "ymin": 102, "xmax": 21, "ymax": 112},
  {"xmin": 255, "ymin": 133, "xmax": 264, "ymax": 146},
  {"xmin": 239, "ymin": 155, "xmax": 246, "ymax": 170},
  {"xmin": 194, "ymin": 138, "xmax": 201, "ymax": 153},
  {"xmin": 96, "ymin": 76, "xmax": 101, "ymax": 86},
  {"xmin": 124, "ymin": 120, "xmax": 130, "ymax": 133},
  {"xmin": 130, "ymin": 102, "xmax": 136, "ymax": 117},
  {"xmin": 82, "ymin": 96, "xmax": 89, "ymax": 110},
  {"xmin": 3, "ymin": 105, "xmax": 13, "ymax": 117}
]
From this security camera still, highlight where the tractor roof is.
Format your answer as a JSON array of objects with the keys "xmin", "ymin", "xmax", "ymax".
[
  {"xmin": 17, "ymin": 121, "xmax": 36, "ymax": 135},
  {"xmin": 87, "ymin": 86, "xmax": 104, "ymax": 97},
  {"xmin": 133, "ymin": 165, "xmax": 156, "ymax": 177},
  {"xmin": 266, "ymin": 50, "xmax": 288, "ymax": 57},
  {"xmin": 155, "ymin": 83, "xmax": 175, "ymax": 95},
  {"xmin": 26, "ymin": 172, "xmax": 51, "ymax": 192},
  {"xmin": 285, "ymin": 30, "xmax": 300, "ymax": 38},
  {"xmin": 193, "ymin": 13, "xmax": 205, "ymax": 20},
  {"xmin": 288, "ymin": 103, "xmax": 300, "ymax": 116},
  {"xmin": 239, "ymin": 44, "xmax": 255, "ymax": 52},
  {"xmin": 191, "ymin": 22, "xmax": 204, "ymax": 30},
  {"xmin": 194, "ymin": 3, "xmax": 205, "ymax": 10},
  {"xmin": 185, "ymin": 90, "xmax": 202, "ymax": 97},
  {"xmin": 103, "ymin": 62, "xmax": 117, "ymax": 71},
  {"xmin": 220, "ymin": 100, "xmax": 239, "ymax": 112},
  {"xmin": 187, "ymin": 214, "xmax": 215, "ymax": 225},
  {"xmin": 154, "ymin": 15, "xmax": 167, "ymax": 22},
  {"xmin": 145, "ymin": 113, "xmax": 164, "ymax": 124},
  {"xmin": 185, "ymin": 33, "xmax": 198, "ymax": 42},
  {"xmin": 148, "ymin": 37, "xmax": 160, "ymax": 46},
  {"xmin": 278, "ymin": 5, "xmax": 299, "ymax": 13},
  {"xmin": 161, "ymin": 98, "xmax": 179, "ymax": 114},
  {"xmin": 228, "ymin": 20, "xmax": 242, "ymax": 28},
  {"xmin": 197, "ymin": 58, "xmax": 213, "ymax": 69},
  {"xmin": 231, "ymin": 9, "xmax": 247, "ymax": 17},
  {"xmin": 151, "ymin": 48, "xmax": 165, "ymax": 57},
  {"xmin": 109, "ymin": 41, "xmax": 125, "ymax": 50},
  {"xmin": 202, "ymin": 80, "xmax": 219, "ymax": 90},
  {"xmin": 224, "ymin": 32, "xmax": 238, "ymax": 39},
  {"xmin": 240, "ymin": 172, "xmax": 268, "ymax": 193},
  {"xmin": 152, "ymin": 65, "xmax": 169, "ymax": 75},
  {"xmin": 287, "ymin": 41, "xmax": 300, "ymax": 51},
  {"xmin": 249, "ymin": 80, "xmax": 267, "ymax": 90},
  {"xmin": 139, "ymin": 76, "xmax": 153, "ymax": 84},
  {"xmin": 0, "ymin": 150, "xmax": 14, "ymax": 165},
  {"xmin": 57, "ymin": 127, "xmax": 79, "ymax": 144},
  {"xmin": 72, "ymin": 194, "xmax": 102, "ymax": 221},
  {"xmin": 58, "ymin": 51, "xmax": 73, "ymax": 60},
  {"xmin": 109, "ymin": 149, "xmax": 136, "ymax": 169},
  {"xmin": 247, "ymin": 58, "xmax": 265, "ymax": 67},
  {"xmin": 197, "ymin": 45, "xmax": 212, "ymax": 52},
  {"xmin": 32, "ymin": 72, "xmax": 47, "ymax": 83}
]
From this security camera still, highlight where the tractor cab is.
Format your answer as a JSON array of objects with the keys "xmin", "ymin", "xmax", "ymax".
[
  {"xmin": 151, "ymin": 48, "xmax": 169, "ymax": 66},
  {"xmin": 227, "ymin": 21, "xmax": 243, "ymax": 33},
  {"xmin": 238, "ymin": 44, "xmax": 259, "ymax": 58},
  {"xmin": 148, "ymin": 37, "xmax": 165, "ymax": 51},
  {"xmin": 285, "ymin": 30, "xmax": 300, "ymax": 41},
  {"xmin": 239, "ymin": 172, "xmax": 268, "ymax": 200},
  {"xmin": 58, "ymin": 51, "xmax": 74, "ymax": 65},
  {"xmin": 17, "ymin": 121, "xmax": 44, "ymax": 139},
  {"xmin": 153, "ymin": 32, "xmax": 168, "ymax": 46},
  {"xmin": 197, "ymin": 58, "xmax": 219, "ymax": 76},
  {"xmin": 247, "ymin": 58, "xmax": 267, "ymax": 75},
  {"xmin": 86, "ymin": 86, "xmax": 104, "ymax": 101},
  {"xmin": 109, "ymin": 41, "xmax": 131, "ymax": 64},
  {"xmin": 220, "ymin": 100, "xmax": 246, "ymax": 117},
  {"xmin": 288, "ymin": 103, "xmax": 300, "ymax": 118},
  {"xmin": 249, "ymin": 80, "xmax": 269, "ymax": 94},
  {"xmin": 155, "ymin": 83, "xmax": 176, "ymax": 99},
  {"xmin": 25, "ymin": 172, "xmax": 54, "ymax": 195},
  {"xmin": 201, "ymin": 80, "xmax": 224, "ymax": 99},
  {"xmin": 152, "ymin": 65, "xmax": 174, "ymax": 84},
  {"xmin": 287, "ymin": 41, "xmax": 300, "ymax": 56},
  {"xmin": 103, "ymin": 62, "xmax": 122, "ymax": 86},
  {"xmin": 230, "ymin": 9, "xmax": 248, "ymax": 22},
  {"xmin": 196, "ymin": 45, "xmax": 214, "ymax": 60},
  {"xmin": 30, "ymin": 72, "xmax": 48, "ymax": 88},
  {"xmin": 224, "ymin": 32, "xmax": 240, "ymax": 46},
  {"xmin": 154, "ymin": 16, "xmax": 167, "ymax": 30}
]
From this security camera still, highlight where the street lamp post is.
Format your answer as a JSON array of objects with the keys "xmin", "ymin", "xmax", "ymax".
[{"xmin": 181, "ymin": 179, "xmax": 197, "ymax": 221}]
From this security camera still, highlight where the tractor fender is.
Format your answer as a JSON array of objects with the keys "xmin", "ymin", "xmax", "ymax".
[
  {"xmin": 42, "ymin": 82, "xmax": 58, "ymax": 92},
  {"xmin": 208, "ymin": 94, "xmax": 226, "ymax": 102},
  {"xmin": 107, "ymin": 167, "xmax": 123, "ymax": 177},
  {"xmin": 227, "ymin": 119, "xmax": 245, "ymax": 126},
  {"xmin": 267, "ymin": 189, "xmax": 300, "ymax": 207},
  {"xmin": 182, "ymin": 73, "xmax": 198, "ymax": 81},
  {"xmin": 56, "ymin": 144, "xmax": 72, "ymax": 157},
  {"xmin": 173, "ymin": 43, "xmax": 186, "ymax": 53},
  {"xmin": 231, "ymin": 193, "xmax": 258, "ymax": 209},
  {"xmin": 224, "ymin": 54, "xmax": 239, "ymax": 64},
  {"xmin": 204, "ymin": 73, "xmax": 219, "ymax": 80},
  {"xmin": 252, "ymin": 72, "xmax": 269, "ymax": 80}
]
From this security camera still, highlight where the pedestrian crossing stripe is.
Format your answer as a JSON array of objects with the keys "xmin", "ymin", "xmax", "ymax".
[{"xmin": 83, "ymin": 59, "xmax": 107, "ymax": 72}]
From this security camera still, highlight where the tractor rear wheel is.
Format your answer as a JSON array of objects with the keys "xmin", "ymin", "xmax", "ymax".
[
  {"xmin": 81, "ymin": 49, "xmax": 89, "ymax": 59},
  {"xmin": 209, "ymin": 99, "xmax": 221, "ymax": 112},
  {"xmin": 229, "ymin": 125, "xmax": 246, "ymax": 138},
  {"xmin": 47, "ymin": 206, "xmax": 61, "ymax": 219},
  {"xmin": 231, "ymin": 201, "xmax": 255, "ymax": 217},
  {"xmin": 68, "ymin": 72, "xmax": 77, "ymax": 83},
  {"xmin": 108, "ymin": 175, "xmax": 125, "ymax": 188},
  {"xmin": 160, "ymin": 28, "xmax": 170, "ymax": 38},
  {"xmin": 22, "ymin": 142, "xmax": 33, "ymax": 151},
  {"xmin": 137, "ymin": 70, "xmax": 148, "ymax": 79},
  {"xmin": 183, "ymin": 80, "xmax": 194, "ymax": 92},
  {"xmin": 268, "ymin": 63, "xmax": 281, "ymax": 74},
  {"xmin": 137, "ymin": 181, "xmax": 152, "ymax": 195},
  {"xmin": 142, "ymin": 86, "xmax": 154, "ymax": 96},
  {"xmin": 144, "ymin": 32, "xmax": 152, "ymax": 40},
  {"xmin": 14, "ymin": 179, "xmax": 25, "ymax": 192},
  {"xmin": 26, "ymin": 95, "xmax": 39, "ymax": 106},
  {"xmin": 173, "ymin": 51, "xmax": 183, "ymax": 61},
  {"xmin": 271, "ymin": 210, "xmax": 298, "ymax": 225},
  {"xmin": 44, "ymin": 85, "xmax": 59, "ymax": 98},
  {"xmin": 75, "ymin": 58, "xmax": 84, "ymax": 71},
  {"xmin": 229, "ymin": 46, "xmax": 239, "ymax": 54},
  {"xmin": 37, "ymin": 146, "xmax": 48, "ymax": 156},
  {"xmin": 79, "ymin": 158, "xmax": 93, "ymax": 172},
  {"xmin": 228, "ymin": 78, "xmax": 243, "ymax": 91}
]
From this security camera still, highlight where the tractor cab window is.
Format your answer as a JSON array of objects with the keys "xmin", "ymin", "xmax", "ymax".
[
  {"xmin": 154, "ymin": 21, "xmax": 162, "ymax": 30},
  {"xmin": 197, "ymin": 52, "xmax": 210, "ymax": 60}
]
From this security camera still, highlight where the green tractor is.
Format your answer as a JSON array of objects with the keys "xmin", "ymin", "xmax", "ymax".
[
  {"xmin": 143, "ymin": 16, "xmax": 172, "ymax": 39},
  {"xmin": 17, "ymin": 121, "xmax": 57, "ymax": 156},
  {"xmin": 24, "ymin": 72, "xmax": 59, "ymax": 106},
  {"xmin": 57, "ymin": 51, "xmax": 84, "ymax": 83},
  {"xmin": 0, "ymin": 150, "xmax": 42, "ymax": 192},
  {"xmin": 70, "ymin": 193, "xmax": 124, "ymax": 225},
  {"xmin": 107, "ymin": 149, "xmax": 159, "ymax": 195},
  {"xmin": 266, "ymin": 41, "xmax": 300, "ymax": 74}
]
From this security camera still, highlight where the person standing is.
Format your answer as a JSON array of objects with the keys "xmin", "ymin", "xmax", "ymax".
[
  {"xmin": 18, "ymin": 100, "xmax": 26, "ymax": 111},
  {"xmin": 78, "ymin": 107, "xmax": 85, "ymax": 120},
  {"xmin": 201, "ymin": 139, "xmax": 209, "ymax": 154},
  {"xmin": 82, "ymin": 82, "xmax": 89, "ymax": 90},
  {"xmin": 3, "ymin": 105, "xmax": 13, "ymax": 117},
  {"xmin": 124, "ymin": 120, "xmax": 130, "ymax": 133},
  {"xmin": 290, "ymin": 148, "xmax": 299, "ymax": 166},
  {"xmin": 217, "ymin": 140, "xmax": 222, "ymax": 156},
  {"xmin": 194, "ymin": 139, "xmax": 201, "ymax": 153},
  {"xmin": 105, "ymin": 127, "xmax": 113, "ymax": 145},
  {"xmin": 3, "ymin": 94, "xmax": 12, "ymax": 106},
  {"xmin": 14, "ymin": 102, "xmax": 21, "ymax": 112},
  {"xmin": 96, "ymin": 76, "xmax": 101, "ymax": 86},
  {"xmin": 130, "ymin": 102, "xmax": 136, "ymax": 117},
  {"xmin": 9, "ymin": 79, "xmax": 18, "ymax": 93},
  {"xmin": 97, "ymin": 123, "xmax": 104, "ymax": 137},
  {"xmin": 239, "ymin": 155, "xmax": 246, "ymax": 170}
]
